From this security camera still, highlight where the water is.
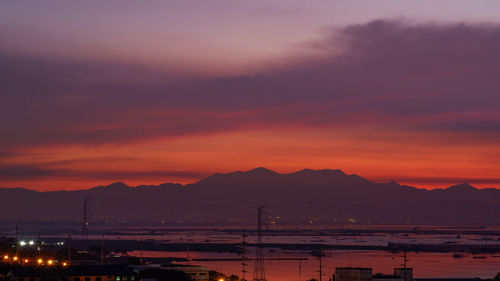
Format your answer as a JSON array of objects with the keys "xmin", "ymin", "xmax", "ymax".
[
  {"xmin": 128, "ymin": 249, "xmax": 500, "ymax": 281},
  {"xmin": 7, "ymin": 224, "xmax": 500, "ymax": 280}
]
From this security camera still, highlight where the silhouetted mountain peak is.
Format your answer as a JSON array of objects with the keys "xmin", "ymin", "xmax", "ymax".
[
  {"xmin": 292, "ymin": 168, "xmax": 346, "ymax": 176},
  {"xmin": 107, "ymin": 182, "xmax": 129, "ymax": 189},
  {"xmin": 246, "ymin": 167, "xmax": 278, "ymax": 175},
  {"xmin": 91, "ymin": 182, "xmax": 130, "ymax": 191},
  {"xmin": 446, "ymin": 183, "xmax": 477, "ymax": 192}
]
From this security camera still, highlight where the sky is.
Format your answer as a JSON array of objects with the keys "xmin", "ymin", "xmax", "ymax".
[{"xmin": 1, "ymin": 0, "xmax": 500, "ymax": 190}]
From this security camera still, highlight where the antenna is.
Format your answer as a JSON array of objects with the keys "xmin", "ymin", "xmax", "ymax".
[
  {"xmin": 253, "ymin": 206, "xmax": 266, "ymax": 281},
  {"xmin": 82, "ymin": 197, "xmax": 90, "ymax": 240},
  {"xmin": 242, "ymin": 229, "xmax": 248, "ymax": 281}
]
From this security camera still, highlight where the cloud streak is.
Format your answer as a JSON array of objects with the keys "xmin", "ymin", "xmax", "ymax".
[
  {"xmin": 0, "ymin": 163, "xmax": 206, "ymax": 182},
  {"xmin": 2, "ymin": 20, "xmax": 500, "ymax": 149}
]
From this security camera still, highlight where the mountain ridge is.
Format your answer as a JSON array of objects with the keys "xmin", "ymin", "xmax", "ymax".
[
  {"xmin": 0, "ymin": 168, "xmax": 498, "ymax": 226},
  {"xmin": 0, "ymin": 168, "xmax": 483, "ymax": 192}
]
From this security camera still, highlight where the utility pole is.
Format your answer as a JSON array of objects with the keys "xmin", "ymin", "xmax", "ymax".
[
  {"xmin": 139, "ymin": 237, "xmax": 144, "ymax": 265},
  {"xmin": 67, "ymin": 234, "xmax": 71, "ymax": 262},
  {"xmin": 186, "ymin": 240, "xmax": 191, "ymax": 265},
  {"xmin": 298, "ymin": 259, "xmax": 302, "ymax": 281},
  {"xmin": 318, "ymin": 249, "xmax": 324, "ymax": 281},
  {"xmin": 253, "ymin": 206, "xmax": 266, "ymax": 281},
  {"xmin": 15, "ymin": 224, "xmax": 19, "ymax": 255},
  {"xmin": 101, "ymin": 233, "xmax": 104, "ymax": 265},
  {"xmin": 403, "ymin": 251, "xmax": 408, "ymax": 269}
]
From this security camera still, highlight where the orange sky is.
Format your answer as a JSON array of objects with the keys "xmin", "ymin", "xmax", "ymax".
[
  {"xmin": 2, "ymin": 127, "xmax": 499, "ymax": 191},
  {"xmin": 1, "ymin": 3, "xmax": 500, "ymax": 191}
]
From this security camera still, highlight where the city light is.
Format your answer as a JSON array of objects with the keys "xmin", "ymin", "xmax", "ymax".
[
  {"xmin": 47, "ymin": 260, "xmax": 53, "ymax": 265},
  {"xmin": 19, "ymin": 241, "xmax": 27, "ymax": 246},
  {"xmin": 3, "ymin": 255, "xmax": 8, "ymax": 260},
  {"xmin": 24, "ymin": 259, "xmax": 29, "ymax": 263},
  {"xmin": 29, "ymin": 241, "xmax": 35, "ymax": 245},
  {"xmin": 37, "ymin": 258, "xmax": 43, "ymax": 264},
  {"xmin": 13, "ymin": 256, "xmax": 18, "ymax": 261},
  {"xmin": 62, "ymin": 262, "xmax": 68, "ymax": 266}
]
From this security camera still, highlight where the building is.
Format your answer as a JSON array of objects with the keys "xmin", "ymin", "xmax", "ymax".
[
  {"xmin": 334, "ymin": 267, "xmax": 413, "ymax": 281},
  {"xmin": 335, "ymin": 267, "xmax": 373, "ymax": 281},
  {"xmin": 143, "ymin": 264, "xmax": 208, "ymax": 281},
  {"xmin": 394, "ymin": 268, "xmax": 413, "ymax": 281}
]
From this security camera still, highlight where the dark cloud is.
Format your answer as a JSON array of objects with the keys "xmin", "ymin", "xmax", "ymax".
[
  {"xmin": 0, "ymin": 164, "xmax": 60, "ymax": 179},
  {"xmin": 1, "ymin": 20, "xmax": 500, "ymax": 148},
  {"xmin": 0, "ymin": 163, "xmax": 206, "ymax": 182}
]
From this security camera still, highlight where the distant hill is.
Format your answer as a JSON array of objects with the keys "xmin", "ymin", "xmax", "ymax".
[{"xmin": 1, "ymin": 168, "xmax": 499, "ymax": 226}]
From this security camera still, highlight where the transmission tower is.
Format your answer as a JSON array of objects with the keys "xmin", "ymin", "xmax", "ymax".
[
  {"xmin": 242, "ymin": 229, "xmax": 248, "ymax": 281},
  {"xmin": 253, "ymin": 206, "xmax": 266, "ymax": 281},
  {"xmin": 82, "ymin": 197, "xmax": 90, "ymax": 240},
  {"xmin": 318, "ymin": 249, "xmax": 324, "ymax": 281}
]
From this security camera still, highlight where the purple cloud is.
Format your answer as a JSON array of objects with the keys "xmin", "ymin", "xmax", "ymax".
[{"xmin": 1, "ymin": 20, "xmax": 500, "ymax": 149}]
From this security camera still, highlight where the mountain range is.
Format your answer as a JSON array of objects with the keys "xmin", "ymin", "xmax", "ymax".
[{"xmin": 1, "ymin": 168, "xmax": 499, "ymax": 226}]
